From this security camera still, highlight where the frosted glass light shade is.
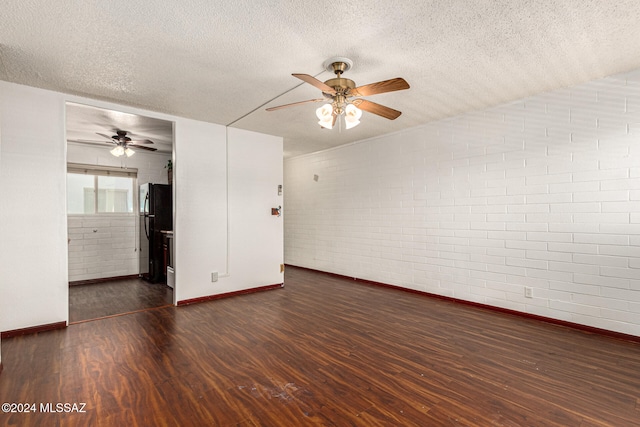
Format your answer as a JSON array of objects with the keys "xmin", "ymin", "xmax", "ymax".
[
  {"xmin": 316, "ymin": 103, "xmax": 333, "ymax": 120},
  {"xmin": 110, "ymin": 145, "xmax": 125, "ymax": 157},
  {"xmin": 344, "ymin": 104, "xmax": 362, "ymax": 129},
  {"xmin": 316, "ymin": 103, "xmax": 334, "ymax": 129},
  {"xmin": 318, "ymin": 117, "xmax": 333, "ymax": 129},
  {"xmin": 125, "ymin": 147, "xmax": 135, "ymax": 157}
]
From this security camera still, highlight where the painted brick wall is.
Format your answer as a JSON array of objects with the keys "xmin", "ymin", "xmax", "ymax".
[
  {"xmin": 284, "ymin": 69, "xmax": 640, "ymax": 337},
  {"xmin": 68, "ymin": 214, "xmax": 136, "ymax": 281}
]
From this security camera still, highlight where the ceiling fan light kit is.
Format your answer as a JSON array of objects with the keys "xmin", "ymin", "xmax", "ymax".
[
  {"xmin": 110, "ymin": 145, "xmax": 135, "ymax": 157},
  {"xmin": 267, "ymin": 56, "xmax": 409, "ymax": 130},
  {"xmin": 85, "ymin": 129, "xmax": 158, "ymax": 157},
  {"xmin": 110, "ymin": 145, "xmax": 125, "ymax": 157}
]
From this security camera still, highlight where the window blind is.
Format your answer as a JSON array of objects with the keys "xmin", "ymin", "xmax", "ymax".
[{"xmin": 67, "ymin": 163, "xmax": 138, "ymax": 178}]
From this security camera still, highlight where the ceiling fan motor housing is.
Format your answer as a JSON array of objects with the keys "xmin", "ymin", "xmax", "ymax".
[
  {"xmin": 323, "ymin": 58, "xmax": 356, "ymax": 95},
  {"xmin": 324, "ymin": 77, "xmax": 356, "ymax": 94},
  {"xmin": 114, "ymin": 130, "xmax": 131, "ymax": 142}
]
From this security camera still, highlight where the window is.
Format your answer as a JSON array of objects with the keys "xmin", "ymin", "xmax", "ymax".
[{"xmin": 67, "ymin": 164, "xmax": 137, "ymax": 214}]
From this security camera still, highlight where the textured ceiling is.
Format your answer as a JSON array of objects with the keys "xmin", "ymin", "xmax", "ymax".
[{"xmin": 3, "ymin": 1, "xmax": 640, "ymax": 157}]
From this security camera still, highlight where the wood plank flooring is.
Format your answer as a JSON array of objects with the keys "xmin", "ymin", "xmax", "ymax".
[
  {"xmin": 1, "ymin": 266, "xmax": 640, "ymax": 426},
  {"xmin": 69, "ymin": 278, "xmax": 173, "ymax": 323}
]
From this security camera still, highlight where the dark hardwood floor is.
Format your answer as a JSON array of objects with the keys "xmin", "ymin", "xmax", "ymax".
[
  {"xmin": 1, "ymin": 266, "xmax": 640, "ymax": 426},
  {"xmin": 69, "ymin": 278, "xmax": 174, "ymax": 323}
]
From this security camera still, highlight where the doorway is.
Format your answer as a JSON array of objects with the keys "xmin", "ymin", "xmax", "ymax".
[{"xmin": 65, "ymin": 102, "xmax": 175, "ymax": 322}]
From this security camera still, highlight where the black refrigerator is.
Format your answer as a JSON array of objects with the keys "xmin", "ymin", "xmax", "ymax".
[{"xmin": 139, "ymin": 183, "xmax": 173, "ymax": 283}]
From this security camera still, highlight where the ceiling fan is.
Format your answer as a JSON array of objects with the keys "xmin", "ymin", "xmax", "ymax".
[
  {"xmin": 266, "ymin": 57, "xmax": 410, "ymax": 129},
  {"xmin": 96, "ymin": 130, "xmax": 157, "ymax": 157}
]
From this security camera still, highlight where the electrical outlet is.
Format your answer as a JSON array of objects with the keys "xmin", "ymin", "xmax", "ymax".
[
  {"xmin": 211, "ymin": 271, "xmax": 218, "ymax": 282},
  {"xmin": 524, "ymin": 287, "xmax": 533, "ymax": 298}
]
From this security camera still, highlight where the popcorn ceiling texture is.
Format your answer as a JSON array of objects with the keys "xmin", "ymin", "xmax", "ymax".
[
  {"xmin": 284, "ymin": 69, "xmax": 640, "ymax": 337},
  {"xmin": 2, "ymin": 1, "xmax": 640, "ymax": 157}
]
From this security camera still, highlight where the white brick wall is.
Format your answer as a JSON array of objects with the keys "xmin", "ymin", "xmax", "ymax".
[
  {"xmin": 284, "ymin": 69, "xmax": 640, "ymax": 337},
  {"xmin": 68, "ymin": 214, "xmax": 137, "ymax": 281}
]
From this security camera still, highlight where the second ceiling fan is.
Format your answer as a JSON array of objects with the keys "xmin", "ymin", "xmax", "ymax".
[
  {"xmin": 97, "ymin": 130, "xmax": 157, "ymax": 157},
  {"xmin": 266, "ymin": 57, "xmax": 410, "ymax": 129}
]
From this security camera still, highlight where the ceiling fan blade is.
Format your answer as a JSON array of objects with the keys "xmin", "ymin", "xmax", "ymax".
[
  {"xmin": 266, "ymin": 98, "xmax": 325, "ymax": 111},
  {"xmin": 349, "ymin": 77, "xmax": 410, "ymax": 97},
  {"xmin": 129, "ymin": 139, "xmax": 154, "ymax": 144},
  {"xmin": 130, "ymin": 144, "xmax": 157, "ymax": 151},
  {"xmin": 292, "ymin": 74, "xmax": 337, "ymax": 95},
  {"xmin": 96, "ymin": 132, "xmax": 114, "ymax": 140},
  {"xmin": 352, "ymin": 99, "xmax": 402, "ymax": 120},
  {"xmin": 67, "ymin": 139, "xmax": 115, "ymax": 144}
]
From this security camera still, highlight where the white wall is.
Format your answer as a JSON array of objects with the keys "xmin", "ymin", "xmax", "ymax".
[
  {"xmin": 67, "ymin": 141, "xmax": 171, "ymax": 186},
  {"xmin": 228, "ymin": 128, "xmax": 284, "ymax": 289},
  {"xmin": 68, "ymin": 214, "xmax": 137, "ymax": 282},
  {"xmin": 0, "ymin": 91, "xmax": 2, "ymax": 365},
  {"xmin": 173, "ymin": 118, "xmax": 228, "ymax": 301},
  {"xmin": 0, "ymin": 80, "xmax": 284, "ymax": 333},
  {"xmin": 174, "ymin": 124, "xmax": 284, "ymax": 302},
  {"xmin": 285, "ymin": 69, "xmax": 640, "ymax": 337},
  {"xmin": 0, "ymin": 82, "xmax": 68, "ymax": 332},
  {"xmin": 66, "ymin": 143, "xmax": 171, "ymax": 282}
]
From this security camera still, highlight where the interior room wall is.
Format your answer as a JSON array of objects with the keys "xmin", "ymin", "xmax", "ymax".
[
  {"xmin": 67, "ymin": 142, "xmax": 171, "ymax": 185},
  {"xmin": 173, "ymin": 118, "xmax": 228, "ymax": 302},
  {"xmin": 0, "ymin": 81, "xmax": 69, "ymax": 332},
  {"xmin": 227, "ymin": 127, "xmax": 284, "ymax": 290},
  {"xmin": 284, "ymin": 69, "xmax": 640, "ymax": 337},
  {"xmin": 0, "ymin": 98, "xmax": 3, "ymax": 365},
  {"xmin": 173, "ymin": 124, "xmax": 284, "ymax": 302},
  {"xmin": 0, "ymin": 80, "xmax": 284, "ymax": 333},
  {"xmin": 68, "ymin": 213, "xmax": 137, "ymax": 282},
  {"xmin": 66, "ymin": 143, "xmax": 171, "ymax": 282}
]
